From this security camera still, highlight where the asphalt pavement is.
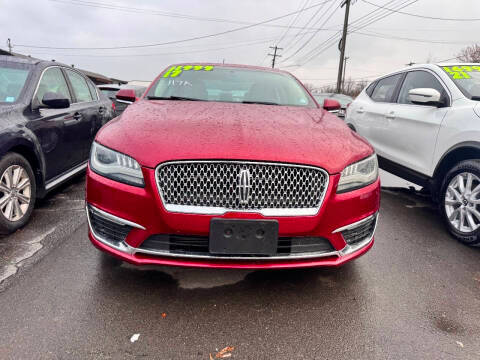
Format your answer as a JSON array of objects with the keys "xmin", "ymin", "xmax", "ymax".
[{"xmin": 0, "ymin": 171, "xmax": 479, "ymax": 359}]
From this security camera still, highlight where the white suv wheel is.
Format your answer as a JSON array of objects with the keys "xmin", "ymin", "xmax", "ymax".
[{"xmin": 444, "ymin": 172, "xmax": 480, "ymax": 233}]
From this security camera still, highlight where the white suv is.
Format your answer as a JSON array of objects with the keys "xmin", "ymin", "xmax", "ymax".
[{"xmin": 346, "ymin": 63, "xmax": 480, "ymax": 246}]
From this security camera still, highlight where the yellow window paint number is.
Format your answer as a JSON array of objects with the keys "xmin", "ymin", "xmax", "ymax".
[
  {"xmin": 163, "ymin": 65, "xmax": 214, "ymax": 78},
  {"xmin": 443, "ymin": 66, "xmax": 480, "ymax": 80}
]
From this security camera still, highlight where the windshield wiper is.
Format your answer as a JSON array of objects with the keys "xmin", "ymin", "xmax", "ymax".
[
  {"xmin": 472, "ymin": 96, "xmax": 480, "ymax": 101},
  {"xmin": 147, "ymin": 95, "xmax": 202, "ymax": 101},
  {"xmin": 242, "ymin": 100, "xmax": 280, "ymax": 106}
]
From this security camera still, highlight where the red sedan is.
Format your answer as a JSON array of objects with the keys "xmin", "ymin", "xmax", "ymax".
[{"xmin": 86, "ymin": 63, "xmax": 380, "ymax": 269}]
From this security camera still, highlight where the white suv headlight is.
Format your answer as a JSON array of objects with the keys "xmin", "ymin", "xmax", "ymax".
[
  {"xmin": 90, "ymin": 142, "xmax": 144, "ymax": 187},
  {"xmin": 337, "ymin": 154, "xmax": 378, "ymax": 193}
]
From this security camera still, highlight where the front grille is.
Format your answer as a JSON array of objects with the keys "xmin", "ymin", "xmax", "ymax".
[
  {"xmin": 156, "ymin": 161, "xmax": 328, "ymax": 215},
  {"xmin": 341, "ymin": 216, "xmax": 376, "ymax": 245},
  {"xmin": 88, "ymin": 206, "xmax": 132, "ymax": 244},
  {"xmin": 138, "ymin": 234, "xmax": 334, "ymax": 257}
]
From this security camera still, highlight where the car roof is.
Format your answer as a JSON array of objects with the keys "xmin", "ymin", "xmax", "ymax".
[
  {"xmin": 0, "ymin": 55, "xmax": 41, "ymax": 65},
  {"xmin": 0, "ymin": 55, "xmax": 70, "ymax": 68},
  {"xmin": 382, "ymin": 62, "xmax": 479, "ymax": 76}
]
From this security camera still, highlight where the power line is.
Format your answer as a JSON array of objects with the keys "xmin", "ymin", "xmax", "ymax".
[
  {"xmin": 293, "ymin": 0, "xmax": 418, "ymax": 67},
  {"xmin": 437, "ymin": 56, "xmax": 459, "ymax": 63},
  {"xmin": 361, "ymin": 0, "xmax": 480, "ymax": 21},
  {"xmin": 353, "ymin": 30, "xmax": 477, "ymax": 45},
  {"xmin": 23, "ymin": 37, "xmax": 281, "ymax": 58},
  {"xmin": 282, "ymin": 0, "xmax": 400, "ymax": 65},
  {"xmin": 275, "ymin": 0, "xmax": 310, "ymax": 45},
  {"xmin": 281, "ymin": 0, "xmax": 340, "ymax": 62},
  {"xmin": 281, "ymin": 0, "xmax": 333, "ymax": 56},
  {"xmin": 47, "ymin": 0, "xmax": 337, "ymax": 32},
  {"xmin": 14, "ymin": 0, "xmax": 334, "ymax": 50}
]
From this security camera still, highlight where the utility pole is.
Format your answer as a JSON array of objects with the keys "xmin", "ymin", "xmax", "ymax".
[
  {"xmin": 7, "ymin": 38, "xmax": 12, "ymax": 53},
  {"xmin": 337, "ymin": 0, "xmax": 353, "ymax": 93},
  {"xmin": 342, "ymin": 56, "xmax": 349, "ymax": 92},
  {"xmin": 268, "ymin": 45, "xmax": 283, "ymax": 69}
]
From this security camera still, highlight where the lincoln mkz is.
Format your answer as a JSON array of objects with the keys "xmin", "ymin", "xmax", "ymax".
[{"xmin": 86, "ymin": 63, "xmax": 380, "ymax": 269}]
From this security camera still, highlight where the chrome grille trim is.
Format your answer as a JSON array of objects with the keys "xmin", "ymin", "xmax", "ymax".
[{"xmin": 155, "ymin": 161, "xmax": 329, "ymax": 216}]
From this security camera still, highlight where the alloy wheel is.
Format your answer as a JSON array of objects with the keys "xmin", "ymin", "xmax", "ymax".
[
  {"xmin": 445, "ymin": 172, "xmax": 480, "ymax": 233},
  {"xmin": 0, "ymin": 165, "xmax": 32, "ymax": 222}
]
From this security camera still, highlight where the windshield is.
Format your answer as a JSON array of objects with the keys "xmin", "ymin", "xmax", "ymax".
[
  {"xmin": 147, "ymin": 65, "xmax": 315, "ymax": 107},
  {"xmin": 99, "ymin": 88, "xmax": 119, "ymax": 99},
  {"xmin": 441, "ymin": 65, "xmax": 480, "ymax": 100},
  {"xmin": 0, "ymin": 62, "xmax": 32, "ymax": 104}
]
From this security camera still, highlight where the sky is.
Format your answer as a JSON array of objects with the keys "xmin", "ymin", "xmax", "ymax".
[{"xmin": 1, "ymin": 0, "xmax": 479, "ymax": 87}]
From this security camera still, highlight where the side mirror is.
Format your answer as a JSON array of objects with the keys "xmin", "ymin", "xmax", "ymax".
[
  {"xmin": 408, "ymin": 88, "xmax": 443, "ymax": 106},
  {"xmin": 323, "ymin": 98, "xmax": 341, "ymax": 112},
  {"xmin": 42, "ymin": 92, "xmax": 70, "ymax": 109},
  {"xmin": 116, "ymin": 89, "xmax": 136, "ymax": 104}
]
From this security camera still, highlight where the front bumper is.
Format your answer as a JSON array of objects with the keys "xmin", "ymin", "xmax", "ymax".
[{"xmin": 86, "ymin": 166, "xmax": 380, "ymax": 269}]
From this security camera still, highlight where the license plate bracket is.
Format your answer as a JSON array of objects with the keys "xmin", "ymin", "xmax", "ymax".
[{"xmin": 209, "ymin": 218, "xmax": 279, "ymax": 255}]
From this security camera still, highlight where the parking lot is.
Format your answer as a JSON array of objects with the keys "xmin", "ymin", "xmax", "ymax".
[{"xmin": 0, "ymin": 171, "xmax": 479, "ymax": 359}]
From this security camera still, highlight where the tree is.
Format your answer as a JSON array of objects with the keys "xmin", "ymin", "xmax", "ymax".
[
  {"xmin": 317, "ymin": 78, "xmax": 368, "ymax": 98},
  {"xmin": 457, "ymin": 44, "xmax": 480, "ymax": 63},
  {"xmin": 303, "ymin": 82, "xmax": 316, "ymax": 92}
]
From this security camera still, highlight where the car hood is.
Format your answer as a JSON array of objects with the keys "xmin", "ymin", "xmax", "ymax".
[
  {"xmin": 96, "ymin": 100, "xmax": 373, "ymax": 174},
  {"xmin": 0, "ymin": 103, "xmax": 25, "ymax": 123}
]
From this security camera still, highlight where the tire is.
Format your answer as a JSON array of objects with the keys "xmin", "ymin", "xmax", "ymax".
[
  {"xmin": 0, "ymin": 153, "xmax": 37, "ymax": 235},
  {"xmin": 439, "ymin": 160, "xmax": 480, "ymax": 247}
]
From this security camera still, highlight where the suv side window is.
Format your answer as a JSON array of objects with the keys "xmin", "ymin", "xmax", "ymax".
[
  {"xmin": 86, "ymin": 79, "xmax": 98, "ymax": 101},
  {"xmin": 36, "ymin": 67, "xmax": 71, "ymax": 105},
  {"xmin": 371, "ymin": 74, "xmax": 403, "ymax": 103},
  {"xmin": 398, "ymin": 70, "xmax": 446, "ymax": 105},
  {"xmin": 65, "ymin": 69, "xmax": 93, "ymax": 103},
  {"xmin": 365, "ymin": 81, "xmax": 376, "ymax": 97}
]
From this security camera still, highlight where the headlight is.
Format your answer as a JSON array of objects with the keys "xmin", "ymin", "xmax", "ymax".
[
  {"xmin": 337, "ymin": 154, "xmax": 378, "ymax": 193},
  {"xmin": 90, "ymin": 142, "xmax": 144, "ymax": 187}
]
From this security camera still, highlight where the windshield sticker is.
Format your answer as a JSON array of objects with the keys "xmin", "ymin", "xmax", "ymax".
[
  {"xmin": 163, "ymin": 65, "xmax": 214, "ymax": 78},
  {"xmin": 167, "ymin": 79, "xmax": 193, "ymax": 87},
  {"xmin": 5, "ymin": 96, "xmax": 14, "ymax": 102},
  {"xmin": 443, "ymin": 66, "xmax": 480, "ymax": 79}
]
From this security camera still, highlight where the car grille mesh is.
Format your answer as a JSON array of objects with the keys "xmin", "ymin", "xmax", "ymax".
[
  {"xmin": 88, "ymin": 206, "xmax": 131, "ymax": 244},
  {"xmin": 341, "ymin": 216, "xmax": 376, "ymax": 245},
  {"xmin": 156, "ymin": 161, "xmax": 328, "ymax": 212}
]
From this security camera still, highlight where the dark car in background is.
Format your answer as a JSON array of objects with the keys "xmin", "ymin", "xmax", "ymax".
[
  {"xmin": 98, "ymin": 84, "xmax": 146, "ymax": 115},
  {"xmin": 314, "ymin": 93, "xmax": 353, "ymax": 118},
  {"xmin": 0, "ymin": 55, "xmax": 115, "ymax": 234}
]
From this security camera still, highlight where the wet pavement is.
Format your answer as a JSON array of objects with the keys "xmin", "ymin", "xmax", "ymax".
[{"xmin": 0, "ymin": 172, "xmax": 479, "ymax": 359}]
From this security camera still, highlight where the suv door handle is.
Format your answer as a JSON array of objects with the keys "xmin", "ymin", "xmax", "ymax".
[
  {"xmin": 356, "ymin": 107, "xmax": 364, "ymax": 114},
  {"xmin": 385, "ymin": 111, "xmax": 395, "ymax": 119},
  {"xmin": 63, "ymin": 112, "xmax": 82, "ymax": 126}
]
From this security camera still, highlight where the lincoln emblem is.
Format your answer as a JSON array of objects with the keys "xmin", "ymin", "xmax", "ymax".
[{"xmin": 237, "ymin": 169, "xmax": 252, "ymax": 204}]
